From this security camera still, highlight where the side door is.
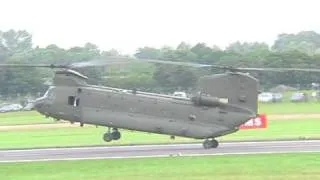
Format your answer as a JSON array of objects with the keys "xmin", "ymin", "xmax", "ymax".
[{"xmin": 67, "ymin": 88, "xmax": 83, "ymax": 124}]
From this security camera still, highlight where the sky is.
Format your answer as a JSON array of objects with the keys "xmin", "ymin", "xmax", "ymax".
[{"xmin": 0, "ymin": 0, "xmax": 319, "ymax": 54}]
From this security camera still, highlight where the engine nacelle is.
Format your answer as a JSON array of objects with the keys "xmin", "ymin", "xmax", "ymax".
[{"xmin": 191, "ymin": 94, "xmax": 228, "ymax": 107}]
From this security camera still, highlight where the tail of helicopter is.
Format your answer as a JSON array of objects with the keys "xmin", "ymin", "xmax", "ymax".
[{"xmin": 196, "ymin": 72, "xmax": 259, "ymax": 115}]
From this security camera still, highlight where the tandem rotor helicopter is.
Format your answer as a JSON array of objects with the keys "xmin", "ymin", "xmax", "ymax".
[{"xmin": 2, "ymin": 57, "xmax": 320, "ymax": 149}]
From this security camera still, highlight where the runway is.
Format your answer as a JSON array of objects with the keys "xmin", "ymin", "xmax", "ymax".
[{"xmin": 1, "ymin": 140, "xmax": 320, "ymax": 162}]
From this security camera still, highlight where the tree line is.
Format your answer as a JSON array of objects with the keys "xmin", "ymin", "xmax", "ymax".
[{"xmin": 1, "ymin": 29, "xmax": 320, "ymax": 98}]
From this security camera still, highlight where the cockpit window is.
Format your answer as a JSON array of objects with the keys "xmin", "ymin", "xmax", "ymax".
[{"xmin": 43, "ymin": 87, "xmax": 55, "ymax": 98}]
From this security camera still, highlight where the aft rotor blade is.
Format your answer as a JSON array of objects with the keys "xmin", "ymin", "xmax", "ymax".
[
  {"xmin": 235, "ymin": 67, "xmax": 320, "ymax": 72},
  {"xmin": 136, "ymin": 58, "xmax": 213, "ymax": 67},
  {"xmin": 0, "ymin": 64, "xmax": 67, "ymax": 68}
]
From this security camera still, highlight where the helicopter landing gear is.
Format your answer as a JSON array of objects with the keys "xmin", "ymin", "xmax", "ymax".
[
  {"xmin": 103, "ymin": 133, "xmax": 113, "ymax": 142},
  {"xmin": 111, "ymin": 128, "xmax": 121, "ymax": 140},
  {"xmin": 202, "ymin": 139, "xmax": 219, "ymax": 149},
  {"xmin": 103, "ymin": 127, "xmax": 121, "ymax": 142}
]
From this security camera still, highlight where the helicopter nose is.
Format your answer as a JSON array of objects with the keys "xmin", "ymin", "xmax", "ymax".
[{"xmin": 33, "ymin": 98, "xmax": 45, "ymax": 110}]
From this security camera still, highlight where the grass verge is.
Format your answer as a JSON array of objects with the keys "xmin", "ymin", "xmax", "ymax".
[
  {"xmin": 0, "ymin": 152, "xmax": 319, "ymax": 180},
  {"xmin": 259, "ymin": 102, "xmax": 320, "ymax": 114},
  {"xmin": 0, "ymin": 111, "xmax": 53, "ymax": 125}
]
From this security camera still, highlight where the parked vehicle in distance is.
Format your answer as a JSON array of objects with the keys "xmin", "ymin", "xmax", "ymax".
[
  {"xmin": 290, "ymin": 92, "xmax": 308, "ymax": 102},
  {"xmin": 311, "ymin": 91, "xmax": 320, "ymax": 101},
  {"xmin": 258, "ymin": 92, "xmax": 282, "ymax": 103},
  {"xmin": 23, "ymin": 102, "xmax": 34, "ymax": 111},
  {"xmin": 272, "ymin": 93, "xmax": 283, "ymax": 102},
  {"xmin": 0, "ymin": 104, "xmax": 23, "ymax": 112},
  {"xmin": 258, "ymin": 92, "xmax": 273, "ymax": 102}
]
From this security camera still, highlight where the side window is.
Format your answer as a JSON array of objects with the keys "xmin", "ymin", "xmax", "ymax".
[
  {"xmin": 68, "ymin": 96, "xmax": 75, "ymax": 105},
  {"xmin": 68, "ymin": 96, "xmax": 80, "ymax": 107}
]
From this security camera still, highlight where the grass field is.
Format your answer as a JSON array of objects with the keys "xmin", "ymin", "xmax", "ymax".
[
  {"xmin": 0, "ymin": 111, "xmax": 52, "ymax": 125},
  {"xmin": 0, "ymin": 118, "xmax": 319, "ymax": 149},
  {"xmin": 1, "ymin": 152, "xmax": 319, "ymax": 180},
  {"xmin": 259, "ymin": 102, "xmax": 320, "ymax": 114}
]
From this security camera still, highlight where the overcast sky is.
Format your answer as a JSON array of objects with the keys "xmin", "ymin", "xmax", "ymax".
[{"xmin": 0, "ymin": 0, "xmax": 319, "ymax": 54}]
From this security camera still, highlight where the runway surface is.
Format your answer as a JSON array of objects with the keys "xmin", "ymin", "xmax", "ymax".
[{"xmin": 1, "ymin": 140, "xmax": 320, "ymax": 162}]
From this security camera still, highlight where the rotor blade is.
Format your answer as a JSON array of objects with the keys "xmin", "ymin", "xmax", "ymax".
[
  {"xmin": 134, "ymin": 58, "xmax": 213, "ymax": 67},
  {"xmin": 78, "ymin": 57, "xmax": 320, "ymax": 73},
  {"xmin": 69, "ymin": 58, "xmax": 132, "ymax": 68},
  {"xmin": 2, "ymin": 59, "xmax": 319, "ymax": 73},
  {"xmin": 234, "ymin": 67, "xmax": 320, "ymax": 72},
  {"xmin": 0, "ymin": 64, "xmax": 67, "ymax": 68},
  {"xmin": 73, "ymin": 57, "xmax": 213, "ymax": 68}
]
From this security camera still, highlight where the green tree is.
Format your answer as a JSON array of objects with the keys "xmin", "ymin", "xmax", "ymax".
[
  {"xmin": 0, "ymin": 29, "xmax": 32, "ymax": 56},
  {"xmin": 272, "ymin": 31, "xmax": 320, "ymax": 55},
  {"xmin": 135, "ymin": 47, "xmax": 161, "ymax": 59}
]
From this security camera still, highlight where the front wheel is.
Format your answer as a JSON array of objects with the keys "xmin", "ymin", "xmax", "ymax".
[
  {"xmin": 103, "ymin": 133, "xmax": 113, "ymax": 142},
  {"xmin": 203, "ymin": 139, "xmax": 214, "ymax": 149}
]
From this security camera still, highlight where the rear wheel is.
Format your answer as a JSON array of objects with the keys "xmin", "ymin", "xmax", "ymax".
[
  {"xmin": 202, "ymin": 139, "xmax": 219, "ymax": 149},
  {"xmin": 211, "ymin": 139, "xmax": 219, "ymax": 148},
  {"xmin": 203, "ymin": 139, "xmax": 213, "ymax": 149}
]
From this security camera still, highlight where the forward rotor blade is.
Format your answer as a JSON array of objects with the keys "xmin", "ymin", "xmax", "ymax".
[
  {"xmin": 76, "ymin": 57, "xmax": 320, "ymax": 73},
  {"xmin": 69, "ymin": 58, "xmax": 132, "ymax": 68},
  {"xmin": 0, "ymin": 64, "xmax": 67, "ymax": 68},
  {"xmin": 79, "ymin": 57, "xmax": 213, "ymax": 68}
]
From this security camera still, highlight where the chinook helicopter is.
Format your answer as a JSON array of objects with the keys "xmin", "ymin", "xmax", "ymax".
[{"xmin": 2, "ymin": 57, "xmax": 320, "ymax": 149}]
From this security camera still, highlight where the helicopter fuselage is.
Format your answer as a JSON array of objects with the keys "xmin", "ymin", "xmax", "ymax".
[
  {"xmin": 32, "ymin": 68, "xmax": 259, "ymax": 149},
  {"xmin": 35, "ymin": 84, "xmax": 254, "ymax": 139}
]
